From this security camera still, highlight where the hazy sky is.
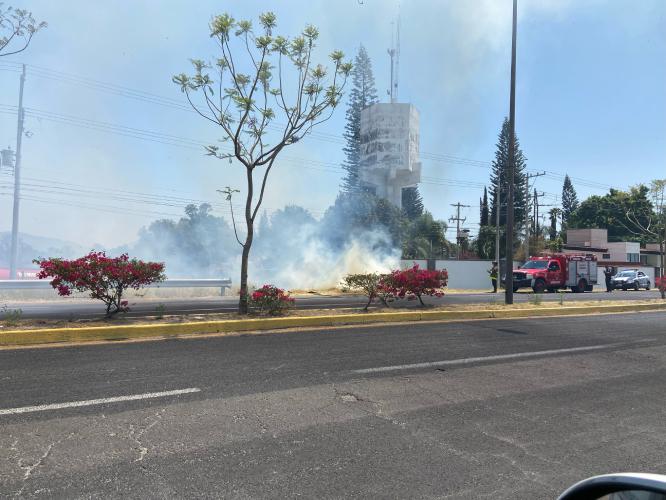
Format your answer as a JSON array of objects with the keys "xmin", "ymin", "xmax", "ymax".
[{"xmin": 0, "ymin": 0, "xmax": 664, "ymax": 248}]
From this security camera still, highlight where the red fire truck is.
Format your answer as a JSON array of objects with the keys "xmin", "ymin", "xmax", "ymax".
[{"xmin": 511, "ymin": 253, "xmax": 598, "ymax": 293}]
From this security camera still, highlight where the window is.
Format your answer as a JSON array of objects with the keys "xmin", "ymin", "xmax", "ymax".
[
  {"xmin": 602, "ymin": 253, "xmax": 611, "ymax": 260},
  {"xmin": 548, "ymin": 262, "xmax": 560, "ymax": 271},
  {"xmin": 627, "ymin": 253, "xmax": 640, "ymax": 263},
  {"xmin": 520, "ymin": 261, "xmax": 548, "ymax": 269}
]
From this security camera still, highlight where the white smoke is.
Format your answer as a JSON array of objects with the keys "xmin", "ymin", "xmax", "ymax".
[{"xmin": 263, "ymin": 230, "xmax": 400, "ymax": 290}]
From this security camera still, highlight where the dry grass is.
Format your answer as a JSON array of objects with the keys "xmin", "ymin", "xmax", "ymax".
[{"xmin": 2, "ymin": 298, "xmax": 663, "ymax": 331}]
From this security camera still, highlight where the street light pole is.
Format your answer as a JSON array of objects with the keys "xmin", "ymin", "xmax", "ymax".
[
  {"xmin": 9, "ymin": 64, "xmax": 26, "ymax": 280},
  {"xmin": 505, "ymin": 0, "xmax": 518, "ymax": 305}
]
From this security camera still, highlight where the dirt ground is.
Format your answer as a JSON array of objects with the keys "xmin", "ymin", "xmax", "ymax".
[{"xmin": 1, "ymin": 298, "xmax": 663, "ymax": 332}]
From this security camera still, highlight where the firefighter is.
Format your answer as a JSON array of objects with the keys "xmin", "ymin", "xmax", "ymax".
[
  {"xmin": 489, "ymin": 261, "xmax": 499, "ymax": 293},
  {"xmin": 604, "ymin": 266, "xmax": 614, "ymax": 292}
]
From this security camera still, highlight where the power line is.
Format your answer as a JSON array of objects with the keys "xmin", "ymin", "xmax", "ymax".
[
  {"xmin": 0, "ymin": 61, "xmax": 508, "ymax": 169},
  {"xmin": 0, "ymin": 104, "xmax": 511, "ymax": 193}
]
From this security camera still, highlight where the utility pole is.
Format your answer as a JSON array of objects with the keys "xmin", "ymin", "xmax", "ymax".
[
  {"xmin": 9, "ymin": 64, "xmax": 26, "ymax": 280},
  {"xmin": 524, "ymin": 171, "xmax": 545, "ymax": 259},
  {"xmin": 505, "ymin": 0, "xmax": 518, "ymax": 305},
  {"xmin": 449, "ymin": 202, "xmax": 470, "ymax": 260},
  {"xmin": 533, "ymin": 191, "xmax": 551, "ymax": 238},
  {"xmin": 495, "ymin": 183, "xmax": 500, "ymax": 267}
]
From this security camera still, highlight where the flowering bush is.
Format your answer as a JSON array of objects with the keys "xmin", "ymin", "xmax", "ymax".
[
  {"xmin": 379, "ymin": 264, "xmax": 448, "ymax": 307},
  {"xmin": 248, "ymin": 284, "xmax": 295, "ymax": 315},
  {"xmin": 34, "ymin": 252, "xmax": 166, "ymax": 317},
  {"xmin": 341, "ymin": 273, "xmax": 391, "ymax": 311}
]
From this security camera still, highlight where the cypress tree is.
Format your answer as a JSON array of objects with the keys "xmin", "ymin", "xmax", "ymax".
[
  {"xmin": 480, "ymin": 187, "xmax": 490, "ymax": 226},
  {"xmin": 549, "ymin": 208, "xmax": 561, "ymax": 240},
  {"xmin": 402, "ymin": 186, "xmax": 424, "ymax": 220},
  {"xmin": 340, "ymin": 45, "xmax": 378, "ymax": 194},
  {"xmin": 561, "ymin": 174, "xmax": 579, "ymax": 228},
  {"xmin": 489, "ymin": 117, "xmax": 528, "ymax": 228}
]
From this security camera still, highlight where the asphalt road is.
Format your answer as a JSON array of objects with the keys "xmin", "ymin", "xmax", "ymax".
[
  {"xmin": 1, "ymin": 312, "xmax": 666, "ymax": 498},
  {"xmin": 4, "ymin": 288, "xmax": 662, "ymax": 320}
]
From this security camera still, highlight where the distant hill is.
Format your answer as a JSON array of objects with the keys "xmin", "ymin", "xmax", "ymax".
[{"xmin": 0, "ymin": 232, "xmax": 88, "ymax": 267}]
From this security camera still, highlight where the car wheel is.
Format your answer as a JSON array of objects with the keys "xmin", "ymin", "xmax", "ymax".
[{"xmin": 532, "ymin": 279, "xmax": 546, "ymax": 294}]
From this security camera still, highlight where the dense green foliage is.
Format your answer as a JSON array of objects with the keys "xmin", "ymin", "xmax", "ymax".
[
  {"xmin": 341, "ymin": 45, "xmax": 378, "ymax": 194},
  {"xmin": 402, "ymin": 186, "xmax": 424, "ymax": 221},
  {"xmin": 134, "ymin": 203, "xmax": 237, "ymax": 277},
  {"xmin": 489, "ymin": 117, "xmax": 528, "ymax": 230},
  {"xmin": 472, "ymin": 118, "xmax": 528, "ymax": 260},
  {"xmin": 480, "ymin": 187, "xmax": 490, "ymax": 227},
  {"xmin": 561, "ymin": 175, "xmax": 579, "ymax": 228},
  {"xmin": 569, "ymin": 186, "xmax": 653, "ymax": 242}
]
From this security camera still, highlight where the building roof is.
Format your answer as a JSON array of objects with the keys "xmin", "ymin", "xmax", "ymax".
[{"xmin": 563, "ymin": 245, "xmax": 608, "ymax": 253}]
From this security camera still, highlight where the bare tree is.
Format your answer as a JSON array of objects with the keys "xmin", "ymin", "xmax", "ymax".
[
  {"xmin": 626, "ymin": 179, "xmax": 666, "ymax": 299},
  {"xmin": 0, "ymin": 3, "xmax": 46, "ymax": 57},
  {"xmin": 173, "ymin": 12, "xmax": 352, "ymax": 313}
]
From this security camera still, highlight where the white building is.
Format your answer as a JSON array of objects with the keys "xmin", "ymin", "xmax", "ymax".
[
  {"xmin": 565, "ymin": 229, "xmax": 641, "ymax": 264},
  {"xmin": 358, "ymin": 103, "xmax": 422, "ymax": 208},
  {"xmin": 563, "ymin": 228, "xmax": 655, "ymax": 283}
]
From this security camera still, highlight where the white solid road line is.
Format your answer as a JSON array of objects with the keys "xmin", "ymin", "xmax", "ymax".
[
  {"xmin": 352, "ymin": 343, "xmax": 627, "ymax": 374},
  {"xmin": 0, "ymin": 388, "xmax": 201, "ymax": 416}
]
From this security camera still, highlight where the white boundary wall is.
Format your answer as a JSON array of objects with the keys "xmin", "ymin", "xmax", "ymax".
[{"xmin": 401, "ymin": 259, "xmax": 496, "ymax": 290}]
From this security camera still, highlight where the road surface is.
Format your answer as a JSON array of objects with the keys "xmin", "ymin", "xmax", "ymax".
[
  {"xmin": 1, "ymin": 312, "xmax": 665, "ymax": 498},
  {"xmin": 4, "ymin": 289, "xmax": 662, "ymax": 320}
]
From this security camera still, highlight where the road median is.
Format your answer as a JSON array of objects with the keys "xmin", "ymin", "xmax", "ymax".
[{"xmin": 2, "ymin": 300, "xmax": 666, "ymax": 348}]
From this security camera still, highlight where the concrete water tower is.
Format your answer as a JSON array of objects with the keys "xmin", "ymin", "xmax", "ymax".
[
  {"xmin": 358, "ymin": 11, "xmax": 422, "ymax": 209},
  {"xmin": 358, "ymin": 103, "xmax": 422, "ymax": 208}
]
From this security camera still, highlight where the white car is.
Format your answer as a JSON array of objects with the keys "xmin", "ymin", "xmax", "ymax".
[
  {"xmin": 611, "ymin": 270, "xmax": 651, "ymax": 291},
  {"xmin": 559, "ymin": 473, "xmax": 666, "ymax": 499}
]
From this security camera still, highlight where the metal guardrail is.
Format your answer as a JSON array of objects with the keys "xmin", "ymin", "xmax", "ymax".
[{"xmin": 0, "ymin": 278, "xmax": 232, "ymax": 295}]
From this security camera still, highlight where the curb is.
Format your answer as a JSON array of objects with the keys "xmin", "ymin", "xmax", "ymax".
[{"xmin": 2, "ymin": 302, "xmax": 665, "ymax": 347}]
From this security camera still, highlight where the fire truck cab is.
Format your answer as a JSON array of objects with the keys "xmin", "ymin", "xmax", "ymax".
[{"xmin": 512, "ymin": 253, "xmax": 598, "ymax": 293}]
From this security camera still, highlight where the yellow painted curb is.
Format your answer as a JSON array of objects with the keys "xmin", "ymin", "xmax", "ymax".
[{"xmin": 1, "ymin": 303, "xmax": 665, "ymax": 347}]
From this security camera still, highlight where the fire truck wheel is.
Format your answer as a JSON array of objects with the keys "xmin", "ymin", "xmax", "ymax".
[
  {"xmin": 576, "ymin": 279, "xmax": 587, "ymax": 293},
  {"xmin": 532, "ymin": 279, "xmax": 546, "ymax": 294}
]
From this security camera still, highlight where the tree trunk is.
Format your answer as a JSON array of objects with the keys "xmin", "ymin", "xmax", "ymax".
[
  {"xmin": 239, "ymin": 167, "xmax": 255, "ymax": 315},
  {"xmin": 659, "ymin": 236, "xmax": 666, "ymax": 300},
  {"xmin": 239, "ymin": 242, "xmax": 252, "ymax": 314}
]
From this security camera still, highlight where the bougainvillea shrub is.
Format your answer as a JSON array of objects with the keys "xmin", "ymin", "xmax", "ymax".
[
  {"xmin": 35, "ymin": 252, "xmax": 165, "ymax": 317},
  {"xmin": 248, "ymin": 284, "xmax": 295, "ymax": 316},
  {"xmin": 379, "ymin": 264, "xmax": 448, "ymax": 307}
]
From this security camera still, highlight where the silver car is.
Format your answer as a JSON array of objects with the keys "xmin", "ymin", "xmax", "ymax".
[{"xmin": 611, "ymin": 269, "xmax": 651, "ymax": 291}]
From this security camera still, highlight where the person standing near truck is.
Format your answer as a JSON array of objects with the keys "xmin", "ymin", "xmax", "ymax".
[
  {"xmin": 489, "ymin": 261, "xmax": 499, "ymax": 293},
  {"xmin": 604, "ymin": 266, "xmax": 614, "ymax": 292}
]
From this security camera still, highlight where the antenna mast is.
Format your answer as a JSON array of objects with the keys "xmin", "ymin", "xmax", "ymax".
[
  {"xmin": 387, "ymin": 4, "xmax": 401, "ymax": 103},
  {"xmin": 394, "ymin": 10, "xmax": 400, "ymax": 102}
]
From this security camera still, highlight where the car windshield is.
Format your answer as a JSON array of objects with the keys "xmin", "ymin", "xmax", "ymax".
[
  {"xmin": 520, "ymin": 261, "xmax": 548, "ymax": 269},
  {"xmin": 616, "ymin": 271, "xmax": 636, "ymax": 277}
]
